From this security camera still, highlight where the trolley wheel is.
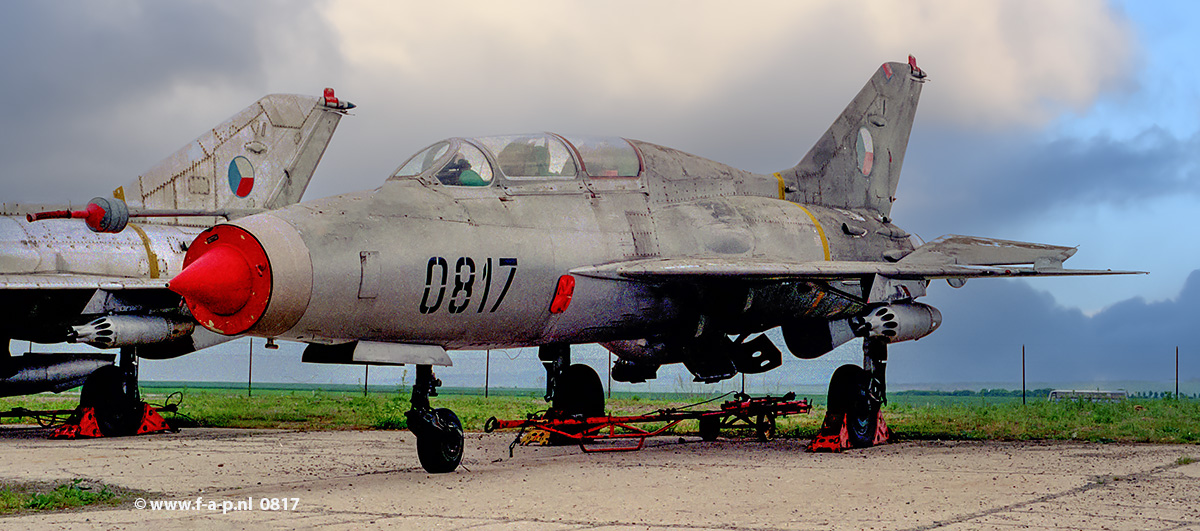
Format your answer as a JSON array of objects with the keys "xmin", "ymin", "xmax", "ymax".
[
  {"xmin": 755, "ymin": 414, "xmax": 776, "ymax": 441},
  {"xmin": 699, "ymin": 415, "xmax": 721, "ymax": 441},
  {"xmin": 416, "ymin": 408, "xmax": 463, "ymax": 473},
  {"xmin": 828, "ymin": 364, "xmax": 877, "ymax": 448},
  {"xmin": 79, "ymin": 365, "xmax": 141, "ymax": 437}
]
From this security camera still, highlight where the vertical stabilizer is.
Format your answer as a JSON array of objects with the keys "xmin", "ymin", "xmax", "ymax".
[
  {"xmin": 778, "ymin": 58, "xmax": 925, "ymax": 218},
  {"xmin": 114, "ymin": 93, "xmax": 348, "ymax": 226}
]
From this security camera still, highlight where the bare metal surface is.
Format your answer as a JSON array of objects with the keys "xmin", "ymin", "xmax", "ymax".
[{"xmin": 1, "ymin": 428, "xmax": 1196, "ymax": 530}]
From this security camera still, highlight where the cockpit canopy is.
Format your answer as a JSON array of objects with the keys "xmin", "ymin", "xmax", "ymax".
[{"xmin": 391, "ymin": 133, "xmax": 641, "ymax": 187}]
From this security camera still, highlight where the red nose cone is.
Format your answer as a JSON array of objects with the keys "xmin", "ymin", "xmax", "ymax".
[
  {"xmin": 169, "ymin": 246, "xmax": 252, "ymax": 315},
  {"xmin": 169, "ymin": 224, "xmax": 272, "ymax": 335}
]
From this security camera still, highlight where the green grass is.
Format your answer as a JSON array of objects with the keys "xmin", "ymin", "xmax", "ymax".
[
  {"xmin": 0, "ymin": 479, "xmax": 126, "ymax": 515},
  {"xmin": 884, "ymin": 398, "xmax": 1200, "ymax": 443},
  {"xmin": 2, "ymin": 386, "xmax": 1197, "ymax": 444}
]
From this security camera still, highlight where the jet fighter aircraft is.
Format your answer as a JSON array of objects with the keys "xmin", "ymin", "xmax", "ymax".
[
  {"xmin": 168, "ymin": 58, "xmax": 1136, "ymax": 472},
  {"xmin": 0, "ymin": 90, "xmax": 352, "ymax": 434}
]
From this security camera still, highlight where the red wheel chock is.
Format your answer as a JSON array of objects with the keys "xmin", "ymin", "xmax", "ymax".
[
  {"xmin": 49, "ymin": 403, "xmax": 173, "ymax": 439},
  {"xmin": 808, "ymin": 409, "xmax": 890, "ymax": 452}
]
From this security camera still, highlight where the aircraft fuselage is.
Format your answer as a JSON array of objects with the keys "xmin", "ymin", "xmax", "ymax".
[{"xmin": 194, "ymin": 139, "xmax": 918, "ymax": 351}]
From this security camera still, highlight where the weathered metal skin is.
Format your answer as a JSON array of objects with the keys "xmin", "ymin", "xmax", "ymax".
[
  {"xmin": 170, "ymin": 63, "xmax": 928, "ymax": 360},
  {"xmin": 214, "ymin": 144, "xmax": 914, "ymax": 351},
  {"xmin": 0, "ymin": 216, "xmax": 199, "ymax": 280}
]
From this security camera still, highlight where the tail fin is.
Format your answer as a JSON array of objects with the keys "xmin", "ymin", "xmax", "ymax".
[
  {"xmin": 114, "ymin": 92, "xmax": 349, "ymax": 226},
  {"xmin": 778, "ymin": 57, "xmax": 925, "ymax": 218}
]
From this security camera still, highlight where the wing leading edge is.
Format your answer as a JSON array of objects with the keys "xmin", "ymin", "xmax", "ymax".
[{"xmin": 571, "ymin": 235, "xmax": 1144, "ymax": 281}]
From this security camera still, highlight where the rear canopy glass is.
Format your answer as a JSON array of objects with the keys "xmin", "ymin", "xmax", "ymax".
[
  {"xmin": 562, "ymin": 135, "xmax": 640, "ymax": 177},
  {"xmin": 476, "ymin": 134, "xmax": 576, "ymax": 179}
]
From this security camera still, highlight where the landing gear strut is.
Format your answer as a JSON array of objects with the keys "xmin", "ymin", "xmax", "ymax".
[{"xmin": 405, "ymin": 365, "xmax": 463, "ymax": 473}]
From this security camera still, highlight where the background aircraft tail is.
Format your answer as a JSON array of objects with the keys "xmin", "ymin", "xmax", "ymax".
[
  {"xmin": 114, "ymin": 92, "xmax": 349, "ymax": 226},
  {"xmin": 777, "ymin": 58, "xmax": 925, "ymax": 218}
]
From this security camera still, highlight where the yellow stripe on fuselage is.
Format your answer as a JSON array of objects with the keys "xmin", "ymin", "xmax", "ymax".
[
  {"xmin": 126, "ymin": 223, "xmax": 161, "ymax": 279},
  {"xmin": 791, "ymin": 203, "xmax": 831, "ymax": 261},
  {"xmin": 772, "ymin": 172, "xmax": 785, "ymax": 200}
]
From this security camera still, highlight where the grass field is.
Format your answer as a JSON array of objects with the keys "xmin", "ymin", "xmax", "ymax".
[{"xmin": 2, "ymin": 384, "xmax": 1196, "ymax": 444}]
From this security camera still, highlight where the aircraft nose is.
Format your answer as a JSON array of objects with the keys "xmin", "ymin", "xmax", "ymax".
[{"xmin": 169, "ymin": 224, "xmax": 272, "ymax": 335}]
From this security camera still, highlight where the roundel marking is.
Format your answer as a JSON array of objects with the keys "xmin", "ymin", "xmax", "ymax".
[
  {"xmin": 228, "ymin": 156, "xmax": 255, "ymax": 197},
  {"xmin": 855, "ymin": 127, "xmax": 874, "ymax": 176}
]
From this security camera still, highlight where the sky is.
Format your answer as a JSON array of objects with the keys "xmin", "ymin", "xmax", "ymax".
[{"xmin": 2, "ymin": 0, "xmax": 1197, "ymax": 391}]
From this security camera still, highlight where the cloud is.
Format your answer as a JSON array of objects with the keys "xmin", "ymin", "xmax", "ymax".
[
  {"xmin": 888, "ymin": 270, "xmax": 1200, "ymax": 384},
  {"xmin": 892, "ymin": 126, "xmax": 1200, "ymax": 237},
  {"xmin": 322, "ymin": 0, "xmax": 1133, "ymax": 126},
  {"xmin": 0, "ymin": 0, "xmax": 1136, "ymax": 203},
  {"xmin": 0, "ymin": 1, "xmax": 339, "ymax": 201},
  {"xmin": 300, "ymin": 0, "xmax": 1138, "ymax": 199}
]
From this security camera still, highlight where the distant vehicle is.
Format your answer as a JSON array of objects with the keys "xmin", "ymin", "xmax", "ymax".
[{"xmin": 1048, "ymin": 390, "xmax": 1128, "ymax": 402}]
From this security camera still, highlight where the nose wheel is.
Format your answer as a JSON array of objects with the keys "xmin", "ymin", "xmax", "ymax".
[{"xmin": 406, "ymin": 365, "xmax": 464, "ymax": 473}]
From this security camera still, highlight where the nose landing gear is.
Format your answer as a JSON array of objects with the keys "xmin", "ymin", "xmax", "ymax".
[{"xmin": 406, "ymin": 365, "xmax": 464, "ymax": 473}]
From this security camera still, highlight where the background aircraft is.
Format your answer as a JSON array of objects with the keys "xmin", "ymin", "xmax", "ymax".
[
  {"xmin": 168, "ymin": 59, "xmax": 1137, "ymax": 473},
  {"xmin": 0, "ymin": 91, "xmax": 351, "ymax": 434}
]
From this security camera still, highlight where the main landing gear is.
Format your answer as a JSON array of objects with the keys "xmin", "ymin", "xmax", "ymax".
[
  {"xmin": 540, "ymin": 344, "xmax": 605, "ymax": 439},
  {"xmin": 405, "ymin": 365, "xmax": 464, "ymax": 473},
  {"xmin": 813, "ymin": 337, "xmax": 890, "ymax": 450},
  {"xmin": 80, "ymin": 347, "xmax": 143, "ymax": 437}
]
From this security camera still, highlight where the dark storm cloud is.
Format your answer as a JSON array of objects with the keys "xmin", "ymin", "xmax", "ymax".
[
  {"xmin": 888, "ymin": 270, "xmax": 1200, "ymax": 384},
  {"xmin": 0, "ymin": 2, "xmax": 262, "ymax": 121},
  {"xmin": 0, "ymin": 1, "xmax": 337, "ymax": 200},
  {"xmin": 892, "ymin": 126, "xmax": 1200, "ymax": 236}
]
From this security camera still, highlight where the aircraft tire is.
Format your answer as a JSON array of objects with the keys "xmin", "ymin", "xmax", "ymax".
[
  {"xmin": 699, "ymin": 415, "xmax": 721, "ymax": 441},
  {"xmin": 416, "ymin": 408, "xmax": 463, "ymax": 473},
  {"xmin": 80, "ymin": 365, "xmax": 141, "ymax": 437},
  {"xmin": 552, "ymin": 364, "xmax": 605, "ymax": 418},
  {"xmin": 828, "ymin": 364, "xmax": 877, "ymax": 448},
  {"xmin": 547, "ymin": 364, "xmax": 604, "ymax": 445}
]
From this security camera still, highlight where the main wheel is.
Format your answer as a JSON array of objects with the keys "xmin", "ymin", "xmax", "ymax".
[
  {"xmin": 80, "ymin": 365, "xmax": 141, "ymax": 437},
  {"xmin": 827, "ymin": 364, "xmax": 878, "ymax": 448},
  {"xmin": 551, "ymin": 364, "xmax": 605, "ymax": 418},
  {"xmin": 416, "ymin": 408, "xmax": 463, "ymax": 473},
  {"xmin": 547, "ymin": 364, "xmax": 604, "ymax": 444},
  {"xmin": 699, "ymin": 415, "xmax": 721, "ymax": 441}
]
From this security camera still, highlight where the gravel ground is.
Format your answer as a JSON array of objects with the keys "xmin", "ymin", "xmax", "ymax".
[{"xmin": 1, "ymin": 426, "xmax": 1198, "ymax": 530}]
